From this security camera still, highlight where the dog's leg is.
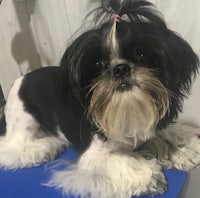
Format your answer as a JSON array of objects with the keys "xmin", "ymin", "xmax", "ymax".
[
  {"xmin": 47, "ymin": 135, "xmax": 166, "ymax": 198},
  {"xmin": 140, "ymin": 123, "xmax": 200, "ymax": 171},
  {"xmin": 0, "ymin": 77, "xmax": 68, "ymax": 169}
]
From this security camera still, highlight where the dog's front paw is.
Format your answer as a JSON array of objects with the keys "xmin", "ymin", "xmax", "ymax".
[
  {"xmin": 47, "ymin": 154, "xmax": 166, "ymax": 198},
  {"xmin": 146, "ymin": 168, "xmax": 167, "ymax": 196},
  {"xmin": 171, "ymin": 135, "xmax": 200, "ymax": 171},
  {"xmin": 47, "ymin": 168, "xmax": 166, "ymax": 198}
]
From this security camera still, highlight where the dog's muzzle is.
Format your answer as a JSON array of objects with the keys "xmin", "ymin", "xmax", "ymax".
[{"xmin": 113, "ymin": 63, "xmax": 133, "ymax": 91}]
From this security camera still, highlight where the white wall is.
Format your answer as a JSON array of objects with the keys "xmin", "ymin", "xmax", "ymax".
[
  {"xmin": 0, "ymin": 0, "xmax": 89, "ymax": 96},
  {"xmin": 0, "ymin": 0, "xmax": 200, "ymax": 197}
]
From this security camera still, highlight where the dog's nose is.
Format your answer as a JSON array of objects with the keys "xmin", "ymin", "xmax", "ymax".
[{"xmin": 113, "ymin": 64, "xmax": 131, "ymax": 78}]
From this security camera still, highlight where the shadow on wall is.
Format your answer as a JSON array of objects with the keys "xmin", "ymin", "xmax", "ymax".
[{"xmin": 11, "ymin": 0, "xmax": 41, "ymax": 75}]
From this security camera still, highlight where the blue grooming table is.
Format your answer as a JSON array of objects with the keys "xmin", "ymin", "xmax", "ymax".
[{"xmin": 0, "ymin": 148, "xmax": 187, "ymax": 198}]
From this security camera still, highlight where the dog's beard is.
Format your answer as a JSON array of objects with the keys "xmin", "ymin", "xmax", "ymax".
[{"xmin": 89, "ymin": 67, "xmax": 170, "ymax": 146}]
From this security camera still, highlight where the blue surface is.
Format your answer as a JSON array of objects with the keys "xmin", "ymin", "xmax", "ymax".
[{"xmin": 0, "ymin": 148, "xmax": 187, "ymax": 198}]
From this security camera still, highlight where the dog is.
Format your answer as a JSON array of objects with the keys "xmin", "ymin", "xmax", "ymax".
[{"xmin": 0, "ymin": 0, "xmax": 200, "ymax": 197}]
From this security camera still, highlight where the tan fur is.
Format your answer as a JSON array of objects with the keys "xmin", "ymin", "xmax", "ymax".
[
  {"xmin": 89, "ymin": 67, "xmax": 170, "ymax": 146},
  {"xmin": 106, "ymin": 22, "xmax": 121, "ymax": 58}
]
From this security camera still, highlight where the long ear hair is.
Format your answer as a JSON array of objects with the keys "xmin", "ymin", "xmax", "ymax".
[
  {"xmin": 157, "ymin": 30, "xmax": 199, "ymax": 128},
  {"xmin": 58, "ymin": 28, "xmax": 104, "ymax": 104}
]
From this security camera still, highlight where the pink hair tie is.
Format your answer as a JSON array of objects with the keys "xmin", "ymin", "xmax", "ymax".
[{"xmin": 114, "ymin": 14, "xmax": 121, "ymax": 23}]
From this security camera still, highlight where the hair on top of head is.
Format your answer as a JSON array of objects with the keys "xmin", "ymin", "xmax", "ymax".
[
  {"xmin": 88, "ymin": 0, "xmax": 166, "ymax": 27},
  {"xmin": 87, "ymin": 0, "xmax": 168, "ymax": 62}
]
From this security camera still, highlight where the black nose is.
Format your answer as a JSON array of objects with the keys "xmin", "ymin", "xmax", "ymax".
[{"xmin": 113, "ymin": 64, "xmax": 131, "ymax": 78}]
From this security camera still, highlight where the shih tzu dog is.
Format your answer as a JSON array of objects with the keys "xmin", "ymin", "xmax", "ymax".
[{"xmin": 0, "ymin": 0, "xmax": 200, "ymax": 197}]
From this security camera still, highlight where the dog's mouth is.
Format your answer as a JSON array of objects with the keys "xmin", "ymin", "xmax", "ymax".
[{"xmin": 116, "ymin": 79, "xmax": 133, "ymax": 92}]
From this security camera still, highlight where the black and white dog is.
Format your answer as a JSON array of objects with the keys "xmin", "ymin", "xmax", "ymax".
[{"xmin": 0, "ymin": 0, "xmax": 200, "ymax": 197}]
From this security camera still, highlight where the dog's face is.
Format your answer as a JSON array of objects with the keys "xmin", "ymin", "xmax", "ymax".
[{"xmin": 60, "ymin": 1, "xmax": 199, "ymax": 144}]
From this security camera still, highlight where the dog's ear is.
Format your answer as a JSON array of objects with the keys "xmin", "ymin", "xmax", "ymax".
[
  {"xmin": 58, "ymin": 29, "xmax": 103, "ymax": 101},
  {"xmin": 157, "ymin": 29, "xmax": 199, "ymax": 128},
  {"xmin": 165, "ymin": 31, "xmax": 199, "ymax": 96}
]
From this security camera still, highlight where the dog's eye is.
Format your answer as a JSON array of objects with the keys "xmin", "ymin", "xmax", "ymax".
[
  {"xmin": 95, "ymin": 61, "xmax": 105, "ymax": 74},
  {"xmin": 96, "ymin": 61, "xmax": 104, "ymax": 69},
  {"xmin": 136, "ymin": 48, "xmax": 145, "ymax": 61}
]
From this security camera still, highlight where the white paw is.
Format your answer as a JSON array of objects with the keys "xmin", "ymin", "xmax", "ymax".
[
  {"xmin": 47, "ymin": 153, "xmax": 167, "ymax": 198},
  {"xmin": 0, "ymin": 135, "xmax": 66, "ymax": 169},
  {"xmin": 171, "ymin": 136, "xmax": 200, "ymax": 171},
  {"xmin": 146, "ymin": 168, "xmax": 167, "ymax": 196}
]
